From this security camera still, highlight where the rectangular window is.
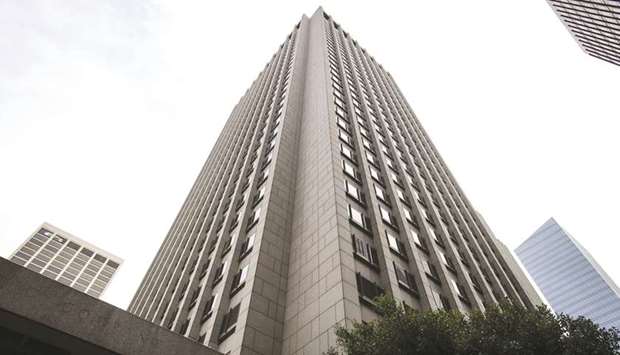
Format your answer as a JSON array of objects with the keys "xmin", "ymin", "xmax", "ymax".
[
  {"xmin": 344, "ymin": 180, "xmax": 363, "ymax": 203},
  {"xmin": 81, "ymin": 248, "xmax": 94, "ymax": 257},
  {"xmin": 393, "ymin": 262, "xmax": 418, "ymax": 295},
  {"xmin": 425, "ymin": 261, "xmax": 441, "ymax": 283},
  {"xmin": 374, "ymin": 184, "xmax": 387, "ymax": 202},
  {"xmin": 341, "ymin": 144, "xmax": 355, "ymax": 162},
  {"xmin": 362, "ymin": 138, "xmax": 372, "ymax": 150},
  {"xmin": 335, "ymin": 97, "xmax": 345, "ymax": 109},
  {"xmin": 356, "ymin": 273, "xmax": 384, "ymax": 305},
  {"xmin": 429, "ymin": 227, "xmax": 443, "ymax": 246},
  {"xmin": 218, "ymin": 304, "xmax": 240, "ymax": 342},
  {"xmin": 335, "ymin": 106, "xmax": 347, "ymax": 119},
  {"xmin": 366, "ymin": 151, "xmax": 376, "ymax": 165},
  {"xmin": 348, "ymin": 205, "xmax": 369, "ymax": 231},
  {"xmin": 370, "ymin": 167, "xmax": 382, "ymax": 184},
  {"xmin": 260, "ymin": 168, "xmax": 269, "ymax": 184},
  {"xmin": 439, "ymin": 251, "xmax": 456, "ymax": 272},
  {"xmin": 179, "ymin": 319, "xmax": 190, "ymax": 335},
  {"xmin": 264, "ymin": 152, "xmax": 273, "ymax": 166},
  {"xmin": 225, "ymin": 231, "xmax": 238, "ymax": 254},
  {"xmin": 469, "ymin": 273, "xmax": 482, "ymax": 293},
  {"xmin": 406, "ymin": 173, "xmax": 415, "ymax": 186},
  {"xmin": 213, "ymin": 261, "xmax": 227, "ymax": 286},
  {"xmin": 421, "ymin": 207, "xmax": 430, "ymax": 221},
  {"xmin": 230, "ymin": 265, "xmax": 249, "ymax": 296},
  {"xmin": 391, "ymin": 172, "xmax": 402, "ymax": 186},
  {"xmin": 410, "ymin": 228, "xmax": 427, "ymax": 251},
  {"xmin": 457, "ymin": 249, "xmax": 469, "ymax": 267},
  {"xmin": 333, "ymin": 87, "xmax": 343, "ymax": 100},
  {"xmin": 380, "ymin": 206, "xmax": 395, "ymax": 226},
  {"xmin": 199, "ymin": 260, "xmax": 210, "ymax": 280},
  {"xmin": 201, "ymin": 294, "xmax": 217, "ymax": 323},
  {"xmin": 343, "ymin": 160, "xmax": 359, "ymax": 181},
  {"xmin": 451, "ymin": 279, "xmax": 469, "ymax": 303},
  {"xmin": 187, "ymin": 258, "xmax": 198, "ymax": 275},
  {"xmin": 240, "ymin": 234, "xmax": 255, "ymax": 260},
  {"xmin": 351, "ymin": 235, "xmax": 379, "ymax": 268},
  {"xmin": 39, "ymin": 228, "xmax": 53, "ymax": 237},
  {"xmin": 188, "ymin": 286, "xmax": 202, "ymax": 309},
  {"xmin": 338, "ymin": 129, "xmax": 352, "ymax": 145},
  {"xmin": 438, "ymin": 292, "xmax": 451, "ymax": 310},
  {"xmin": 247, "ymin": 208, "xmax": 261, "ymax": 231},
  {"xmin": 386, "ymin": 230, "xmax": 407, "ymax": 259},
  {"xmin": 403, "ymin": 208, "xmax": 417, "ymax": 226},
  {"xmin": 359, "ymin": 126, "xmax": 369, "ymax": 138},
  {"xmin": 254, "ymin": 186, "xmax": 266, "ymax": 205},
  {"xmin": 396, "ymin": 189, "xmax": 409, "ymax": 205}
]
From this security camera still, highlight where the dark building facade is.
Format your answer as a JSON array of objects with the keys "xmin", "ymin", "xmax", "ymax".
[
  {"xmin": 545, "ymin": 0, "xmax": 620, "ymax": 66},
  {"xmin": 129, "ymin": 8, "xmax": 542, "ymax": 355},
  {"xmin": 516, "ymin": 218, "xmax": 620, "ymax": 330}
]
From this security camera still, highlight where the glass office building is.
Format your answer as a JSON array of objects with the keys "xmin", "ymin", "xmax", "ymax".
[{"xmin": 516, "ymin": 218, "xmax": 620, "ymax": 330}]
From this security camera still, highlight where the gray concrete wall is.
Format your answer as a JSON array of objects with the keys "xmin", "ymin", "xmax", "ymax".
[{"xmin": 0, "ymin": 257, "xmax": 222, "ymax": 355}]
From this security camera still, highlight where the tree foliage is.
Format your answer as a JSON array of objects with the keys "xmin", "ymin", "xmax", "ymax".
[{"xmin": 326, "ymin": 296, "xmax": 619, "ymax": 355}]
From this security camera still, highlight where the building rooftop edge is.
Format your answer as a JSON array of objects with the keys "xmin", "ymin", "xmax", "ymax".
[{"xmin": 39, "ymin": 221, "xmax": 124, "ymax": 263}]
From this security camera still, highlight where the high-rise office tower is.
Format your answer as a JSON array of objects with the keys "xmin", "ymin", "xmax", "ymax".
[
  {"xmin": 129, "ymin": 8, "xmax": 541, "ymax": 355},
  {"xmin": 545, "ymin": 0, "xmax": 620, "ymax": 66},
  {"xmin": 516, "ymin": 218, "xmax": 620, "ymax": 330},
  {"xmin": 10, "ymin": 222, "xmax": 122, "ymax": 298}
]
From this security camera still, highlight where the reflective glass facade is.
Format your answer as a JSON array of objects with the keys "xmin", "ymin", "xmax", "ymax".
[{"xmin": 516, "ymin": 218, "xmax": 620, "ymax": 330}]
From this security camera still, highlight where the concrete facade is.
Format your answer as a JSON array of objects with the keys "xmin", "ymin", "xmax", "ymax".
[
  {"xmin": 0, "ymin": 257, "xmax": 222, "ymax": 355},
  {"xmin": 128, "ymin": 8, "xmax": 542, "ymax": 355},
  {"xmin": 516, "ymin": 218, "xmax": 620, "ymax": 330},
  {"xmin": 545, "ymin": 0, "xmax": 620, "ymax": 66},
  {"xmin": 10, "ymin": 222, "xmax": 123, "ymax": 298},
  {"xmin": 477, "ymin": 212, "xmax": 544, "ymax": 307}
]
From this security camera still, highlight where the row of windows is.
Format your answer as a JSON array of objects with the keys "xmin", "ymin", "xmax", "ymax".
[
  {"xmin": 353, "ymin": 28, "xmax": 520, "ymax": 305},
  {"xmin": 328, "ymin": 21, "xmax": 440, "ymax": 311},
  {"xmin": 152, "ymin": 30, "xmax": 299, "ymax": 349},
  {"xmin": 211, "ymin": 36, "xmax": 296, "ymax": 345},
  {"xmin": 13, "ymin": 228, "xmax": 119, "ymax": 293},
  {"xmin": 133, "ymin": 66, "xmax": 265, "ymax": 316},
  {"xmin": 327, "ymin": 19, "xmax": 485, "ymax": 311}
]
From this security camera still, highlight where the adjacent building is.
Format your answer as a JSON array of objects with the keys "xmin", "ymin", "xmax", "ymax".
[
  {"xmin": 516, "ymin": 218, "xmax": 620, "ymax": 330},
  {"xmin": 129, "ymin": 8, "xmax": 542, "ymax": 355},
  {"xmin": 10, "ymin": 222, "xmax": 122, "ymax": 298},
  {"xmin": 545, "ymin": 0, "xmax": 620, "ymax": 66},
  {"xmin": 0, "ymin": 257, "xmax": 222, "ymax": 355}
]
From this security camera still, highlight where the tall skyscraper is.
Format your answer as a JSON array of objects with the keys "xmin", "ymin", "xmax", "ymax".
[
  {"xmin": 516, "ymin": 218, "xmax": 620, "ymax": 330},
  {"xmin": 129, "ymin": 8, "xmax": 541, "ymax": 355},
  {"xmin": 10, "ymin": 222, "xmax": 122, "ymax": 298},
  {"xmin": 545, "ymin": 0, "xmax": 620, "ymax": 66}
]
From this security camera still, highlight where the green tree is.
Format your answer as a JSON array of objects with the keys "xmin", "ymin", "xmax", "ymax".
[
  {"xmin": 326, "ymin": 296, "xmax": 619, "ymax": 355},
  {"xmin": 558, "ymin": 314, "xmax": 620, "ymax": 355},
  {"xmin": 465, "ymin": 302, "xmax": 564, "ymax": 354}
]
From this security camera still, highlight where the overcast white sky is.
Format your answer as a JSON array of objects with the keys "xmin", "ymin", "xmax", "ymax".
[{"xmin": 1, "ymin": 1, "xmax": 619, "ymax": 309}]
